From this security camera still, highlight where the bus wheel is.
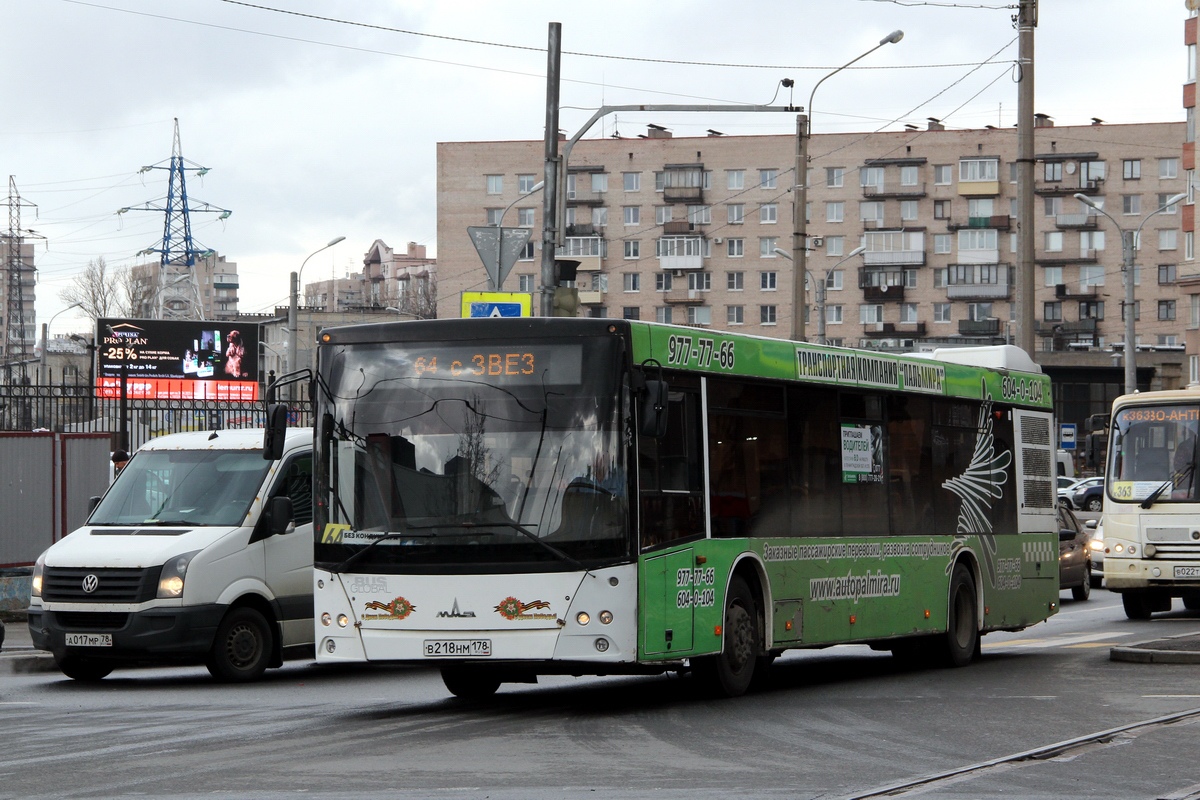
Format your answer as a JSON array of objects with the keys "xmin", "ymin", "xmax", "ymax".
[
  {"xmin": 941, "ymin": 564, "xmax": 978, "ymax": 667},
  {"xmin": 693, "ymin": 575, "xmax": 760, "ymax": 697},
  {"xmin": 442, "ymin": 667, "xmax": 501, "ymax": 699},
  {"xmin": 1183, "ymin": 592, "xmax": 1200, "ymax": 611},
  {"xmin": 206, "ymin": 607, "xmax": 273, "ymax": 682},
  {"xmin": 1122, "ymin": 592, "xmax": 1154, "ymax": 620},
  {"xmin": 57, "ymin": 655, "xmax": 113, "ymax": 682}
]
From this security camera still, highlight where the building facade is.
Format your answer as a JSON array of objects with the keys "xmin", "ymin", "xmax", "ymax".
[
  {"xmin": 130, "ymin": 252, "xmax": 242, "ymax": 321},
  {"xmin": 438, "ymin": 121, "xmax": 1188, "ymax": 357}
]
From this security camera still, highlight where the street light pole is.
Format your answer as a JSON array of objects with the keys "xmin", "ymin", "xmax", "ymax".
[
  {"xmin": 39, "ymin": 302, "xmax": 83, "ymax": 385},
  {"xmin": 791, "ymin": 30, "xmax": 903, "ymax": 342},
  {"xmin": 776, "ymin": 245, "xmax": 865, "ymax": 345},
  {"xmin": 1074, "ymin": 192, "xmax": 1185, "ymax": 394},
  {"xmin": 288, "ymin": 236, "xmax": 345, "ymax": 392},
  {"xmin": 493, "ymin": 182, "xmax": 544, "ymax": 291}
]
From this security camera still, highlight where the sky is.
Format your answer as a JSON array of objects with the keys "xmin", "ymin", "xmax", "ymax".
[{"xmin": 1, "ymin": 0, "xmax": 1190, "ymax": 341}]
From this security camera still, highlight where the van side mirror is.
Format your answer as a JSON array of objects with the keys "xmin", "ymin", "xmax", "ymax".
[
  {"xmin": 639, "ymin": 379, "xmax": 669, "ymax": 439},
  {"xmin": 267, "ymin": 495, "xmax": 295, "ymax": 535},
  {"xmin": 263, "ymin": 403, "xmax": 288, "ymax": 460},
  {"xmin": 88, "ymin": 496, "xmax": 101, "ymax": 514}
]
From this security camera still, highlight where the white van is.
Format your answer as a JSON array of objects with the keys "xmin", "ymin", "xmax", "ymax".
[{"xmin": 27, "ymin": 427, "xmax": 314, "ymax": 682}]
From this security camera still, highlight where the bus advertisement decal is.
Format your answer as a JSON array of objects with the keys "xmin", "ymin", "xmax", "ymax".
[
  {"xmin": 494, "ymin": 596, "xmax": 555, "ymax": 621},
  {"xmin": 362, "ymin": 597, "xmax": 417, "ymax": 621}
]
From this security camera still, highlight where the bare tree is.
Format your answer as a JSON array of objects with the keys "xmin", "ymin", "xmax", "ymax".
[
  {"xmin": 59, "ymin": 257, "xmax": 124, "ymax": 319},
  {"xmin": 394, "ymin": 274, "xmax": 438, "ymax": 319}
]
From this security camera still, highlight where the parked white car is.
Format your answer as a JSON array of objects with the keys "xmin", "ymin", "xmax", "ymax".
[{"xmin": 1059, "ymin": 476, "xmax": 1103, "ymax": 510}]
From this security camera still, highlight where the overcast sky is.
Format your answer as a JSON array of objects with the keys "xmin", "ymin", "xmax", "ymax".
[{"xmin": 2, "ymin": 0, "xmax": 1189, "ymax": 339}]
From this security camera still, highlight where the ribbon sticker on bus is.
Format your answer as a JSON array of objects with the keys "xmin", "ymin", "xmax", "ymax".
[{"xmin": 841, "ymin": 424, "xmax": 883, "ymax": 483}]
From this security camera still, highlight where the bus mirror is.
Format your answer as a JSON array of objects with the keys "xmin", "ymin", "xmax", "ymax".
[
  {"xmin": 263, "ymin": 403, "xmax": 288, "ymax": 460},
  {"xmin": 640, "ymin": 379, "xmax": 669, "ymax": 439}
]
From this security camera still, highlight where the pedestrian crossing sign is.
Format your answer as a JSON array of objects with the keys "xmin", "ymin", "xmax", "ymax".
[{"xmin": 461, "ymin": 292, "xmax": 533, "ymax": 319}]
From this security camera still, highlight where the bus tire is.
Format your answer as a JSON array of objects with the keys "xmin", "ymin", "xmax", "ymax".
[
  {"xmin": 206, "ymin": 607, "xmax": 273, "ymax": 683},
  {"xmin": 441, "ymin": 667, "xmax": 501, "ymax": 699},
  {"xmin": 57, "ymin": 655, "xmax": 114, "ymax": 682},
  {"xmin": 941, "ymin": 564, "xmax": 978, "ymax": 667},
  {"xmin": 1122, "ymin": 592, "xmax": 1155, "ymax": 620},
  {"xmin": 693, "ymin": 575, "xmax": 759, "ymax": 697},
  {"xmin": 1183, "ymin": 592, "xmax": 1200, "ymax": 611}
]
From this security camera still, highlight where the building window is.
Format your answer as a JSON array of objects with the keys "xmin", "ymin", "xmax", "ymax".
[
  {"xmin": 591, "ymin": 173, "xmax": 608, "ymax": 193},
  {"xmin": 727, "ymin": 271, "xmax": 744, "ymax": 291},
  {"xmin": 934, "ymin": 200, "xmax": 950, "ymax": 219},
  {"xmin": 1044, "ymin": 266, "xmax": 1063, "ymax": 286},
  {"xmin": 826, "ymin": 305, "xmax": 843, "ymax": 324},
  {"xmin": 900, "ymin": 165, "xmax": 919, "ymax": 186},
  {"xmin": 1044, "ymin": 162, "xmax": 1062, "ymax": 182},
  {"xmin": 1080, "ymin": 160, "xmax": 1106, "ymax": 183},
  {"xmin": 1159, "ymin": 300, "xmax": 1177, "ymax": 321},
  {"xmin": 860, "ymin": 304, "xmax": 884, "ymax": 324},
  {"xmin": 727, "ymin": 204, "xmax": 744, "ymax": 224},
  {"xmin": 966, "ymin": 302, "xmax": 993, "ymax": 322},
  {"xmin": 1123, "ymin": 159, "xmax": 1142, "ymax": 180},
  {"xmin": 827, "ymin": 270, "xmax": 844, "ymax": 291},
  {"xmin": 624, "ymin": 240, "xmax": 640, "ymax": 259},
  {"xmin": 727, "ymin": 170, "xmax": 745, "ymax": 190},
  {"xmin": 518, "ymin": 174, "xmax": 538, "ymax": 193},
  {"xmin": 1122, "ymin": 195, "xmax": 1141, "ymax": 215},
  {"xmin": 903, "ymin": 269, "xmax": 917, "ymax": 289},
  {"xmin": 1079, "ymin": 300, "xmax": 1105, "ymax": 320},
  {"xmin": 933, "ymin": 234, "xmax": 952, "ymax": 254},
  {"xmin": 934, "ymin": 303, "xmax": 951, "ymax": 322},
  {"xmin": 826, "ymin": 236, "xmax": 844, "ymax": 256},
  {"xmin": 1044, "ymin": 301, "xmax": 1062, "ymax": 322},
  {"xmin": 860, "ymin": 201, "xmax": 884, "ymax": 223},
  {"xmin": 623, "ymin": 172, "xmax": 641, "ymax": 192},
  {"xmin": 486, "ymin": 175, "xmax": 503, "ymax": 194},
  {"xmin": 623, "ymin": 273, "xmax": 640, "ymax": 292},
  {"xmin": 759, "ymin": 203, "xmax": 778, "ymax": 224},
  {"xmin": 1160, "ymin": 229, "xmax": 1178, "ymax": 251},
  {"xmin": 760, "ymin": 169, "xmax": 778, "ymax": 189},
  {"xmin": 688, "ymin": 205, "xmax": 712, "ymax": 225},
  {"xmin": 1160, "ymin": 158, "xmax": 1180, "ymax": 179},
  {"xmin": 687, "ymin": 306, "xmax": 712, "ymax": 326},
  {"xmin": 1188, "ymin": 231, "xmax": 1195, "ymax": 261},
  {"xmin": 1157, "ymin": 193, "xmax": 1180, "ymax": 215},
  {"xmin": 1159, "ymin": 264, "xmax": 1177, "ymax": 284},
  {"xmin": 727, "ymin": 238, "xmax": 744, "ymax": 257},
  {"xmin": 900, "ymin": 200, "xmax": 919, "ymax": 221},
  {"xmin": 760, "ymin": 305, "xmax": 777, "ymax": 325},
  {"xmin": 727, "ymin": 305, "xmax": 744, "ymax": 325},
  {"xmin": 624, "ymin": 206, "xmax": 640, "ymax": 225},
  {"xmin": 656, "ymin": 306, "xmax": 672, "ymax": 324},
  {"xmin": 860, "ymin": 167, "xmax": 885, "ymax": 191},
  {"xmin": 760, "ymin": 271, "xmax": 777, "ymax": 291},
  {"xmin": 656, "ymin": 206, "xmax": 673, "ymax": 225},
  {"xmin": 1044, "ymin": 231, "xmax": 1063, "ymax": 252},
  {"xmin": 900, "ymin": 303, "xmax": 918, "ymax": 323},
  {"xmin": 934, "ymin": 165, "xmax": 952, "ymax": 185},
  {"xmin": 826, "ymin": 202, "xmax": 844, "ymax": 223},
  {"xmin": 687, "ymin": 272, "xmax": 711, "ymax": 291},
  {"xmin": 623, "ymin": 306, "xmax": 640, "ymax": 320},
  {"xmin": 517, "ymin": 207, "xmax": 535, "ymax": 227},
  {"xmin": 959, "ymin": 158, "xmax": 998, "ymax": 182},
  {"xmin": 1080, "ymin": 230, "xmax": 1106, "ymax": 254},
  {"xmin": 826, "ymin": 167, "xmax": 844, "ymax": 188},
  {"xmin": 486, "ymin": 208, "xmax": 503, "ymax": 226},
  {"xmin": 655, "ymin": 273, "xmax": 672, "ymax": 291},
  {"xmin": 1080, "ymin": 265, "xmax": 1105, "ymax": 289},
  {"xmin": 593, "ymin": 207, "xmax": 607, "ymax": 228},
  {"xmin": 520, "ymin": 242, "xmax": 535, "ymax": 261},
  {"xmin": 759, "ymin": 238, "xmax": 779, "ymax": 258}
]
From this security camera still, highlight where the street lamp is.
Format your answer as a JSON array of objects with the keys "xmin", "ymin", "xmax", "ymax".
[
  {"xmin": 1073, "ymin": 192, "xmax": 1186, "ymax": 394},
  {"xmin": 792, "ymin": 30, "xmax": 903, "ymax": 342},
  {"xmin": 493, "ymin": 181, "xmax": 543, "ymax": 291},
  {"xmin": 776, "ymin": 245, "xmax": 865, "ymax": 345},
  {"xmin": 288, "ymin": 236, "xmax": 345, "ymax": 388},
  {"xmin": 39, "ymin": 302, "xmax": 83, "ymax": 385}
]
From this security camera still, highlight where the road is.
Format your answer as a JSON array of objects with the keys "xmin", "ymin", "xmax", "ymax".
[{"xmin": 2, "ymin": 590, "xmax": 1198, "ymax": 800}]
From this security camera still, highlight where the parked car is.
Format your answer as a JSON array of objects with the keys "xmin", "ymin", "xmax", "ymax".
[
  {"xmin": 1059, "ymin": 476, "xmax": 1103, "ymax": 510},
  {"xmin": 1058, "ymin": 505, "xmax": 1092, "ymax": 601},
  {"xmin": 1072, "ymin": 478, "xmax": 1106, "ymax": 513},
  {"xmin": 1085, "ymin": 518, "xmax": 1104, "ymax": 587}
]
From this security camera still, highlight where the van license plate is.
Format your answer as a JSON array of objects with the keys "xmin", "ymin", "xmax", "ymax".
[
  {"xmin": 423, "ymin": 639, "xmax": 491, "ymax": 657},
  {"xmin": 1175, "ymin": 566, "xmax": 1200, "ymax": 578},
  {"xmin": 65, "ymin": 633, "xmax": 112, "ymax": 647}
]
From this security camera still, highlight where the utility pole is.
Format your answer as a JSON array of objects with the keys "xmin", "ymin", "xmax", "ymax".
[
  {"xmin": 539, "ymin": 23, "xmax": 562, "ymax": 317},
  {"xmin": 1015, "ymin": 0, "xmax": 1037, "ymax": 354}
]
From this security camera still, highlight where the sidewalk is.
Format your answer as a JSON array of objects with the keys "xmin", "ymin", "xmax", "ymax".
[
  {"xmin": 1110, "ymin": 631, "xmax": 1200, "ymax": 664},
  {"xmin": 0, "ymin": 612, "xmax": 56, "ymax": 674}
]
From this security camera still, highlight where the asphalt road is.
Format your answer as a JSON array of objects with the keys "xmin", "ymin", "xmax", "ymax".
[{"xmin": 2, "ymin": 590, "xmax": 1199, "ymax": 800}]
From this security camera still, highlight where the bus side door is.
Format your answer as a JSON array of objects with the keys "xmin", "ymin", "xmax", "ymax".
[{"xmin": 640, "ymin": 548, "xmax": 695, "ymax": 657}]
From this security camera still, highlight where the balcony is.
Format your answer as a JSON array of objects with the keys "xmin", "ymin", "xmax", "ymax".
[
  {"xmin": 957, "ymin": 180, "xmax": 1000, "ymax": 197},
  {"xmin": 663, "ymin": 185, "xmax": 703, "ymax": 204},
  {"xmin": 577, "ymin": 290, "xmax": 604, "ymax": 305},
  {"xmin": 958, "ymin": 319, "xmax": 1000, "ymax": 336},
  {"xmin": 1036, "ymin": 249, "xmax": 1100, "ymax": 265},
  {"xmin": 946, "ymin": 264, "xmax": 1012, "ymax": 300},
  {"xmin": 661, "ymin": 287, "xmax": 709, "ymax": 304},
  {"xmin": 862, "ymin": 321, "xmax": 927, "ymax": 337},
  {"xmin": 1036, "ymin": 318, "xmax": 1099, "ymax": 337},
  {"xmin": 657, "ymin": 235, "xmax": 704, "ymax": 271},
  {"xmin": 1053, "ymin": 283, "xmax": 1101, "ymax": 300},
  {"xmin": 1035, "ymin": 179, "xmax": 1105, "ymax": 196},
  {"xmin": 946, "ymin": 215, "xmax": 1011, "ymax": 231},
  {"xmin": 559, "ymin": 236, "xmax": 605, "ymax": 271},
  {"xmin": 662, "ymin": 220, "xmax": 698, "ymax": 235},
  {"xmin": 862, "ymin": 182, "xmax": 927, "ymax": 199},
  {"xmin": 863, "ymin": 250, "xmax": 925, "ymax": 267},
  {"xmin": 1055, "ymin": 213, "xmax": 1098, "ymax": 229}
]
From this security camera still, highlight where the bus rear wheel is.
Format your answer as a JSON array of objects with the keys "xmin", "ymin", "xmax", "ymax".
[
  {"xmin": 941, "ymin": 564, "xmax": 979, "ymax": 667},
  {"xmin": 442, "ymin": 667, "xmax": 501, "ymax": 699},
  {"xmin": 692, "ymin": 575, "xmax": 760, "ymax": 697},
  {"xmin": 1183, "ymin": 592, "xmax": 1200, "ymax": 611},
  {"xmin": 1122, "ymin": 592, "xmax": 1155, "ymax": 620}
]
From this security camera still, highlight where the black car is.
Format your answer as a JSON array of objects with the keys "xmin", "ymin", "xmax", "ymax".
[
  {"xmin": 1072, "ymin": 481, "xmax": 1105, "ymax": 513},
  {"xmin": 1058, "ymin": 505, "xmax": 1092, "ymax": 601}
]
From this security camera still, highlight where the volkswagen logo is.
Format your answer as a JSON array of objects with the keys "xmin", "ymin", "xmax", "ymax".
[{"xmin": 81, "ymin": 574, "xmax": 99, "ymax": 594}]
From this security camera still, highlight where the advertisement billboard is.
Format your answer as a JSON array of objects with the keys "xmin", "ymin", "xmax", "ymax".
[{"xmin": 96, "ymin": 318, "xmax": 260, "ymax": 400}]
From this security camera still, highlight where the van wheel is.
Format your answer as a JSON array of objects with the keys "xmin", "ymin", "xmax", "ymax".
[
  {"xmin": 692, "ymin": 575, "xmax": 760, "ymax": 697},
  {"xmin": 941, "ymin": 564, "xmax": 978, "ymax": 667},
  {"xmin": 57, "ymin": 655, "xmax": 113, "ymax": 681},
  {"xmin": 207, "ymin": 607, "xmax": 273, "ymax": 682},
  {"xmin": 441, "ymin": 667, "xmax": 501, "ymax": 699}
]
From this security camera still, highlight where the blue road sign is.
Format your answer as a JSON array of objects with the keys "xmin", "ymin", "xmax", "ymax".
[
  {"xmin": 1060, "ymin": 423, "xmax": 1077, "ymax": 450},
  {"xmin": 468, "ymin": 302, "xmax": 523, "ymax": 318}
]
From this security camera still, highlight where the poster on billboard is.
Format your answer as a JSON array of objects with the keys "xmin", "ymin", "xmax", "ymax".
[{"xmin": 97, "ymin": 318, "xmax": 260, "ymax": 400}]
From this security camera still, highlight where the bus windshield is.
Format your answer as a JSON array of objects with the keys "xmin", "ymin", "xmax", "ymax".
[
  {"xmin": 315, "ymin": 337, "xmax": 631, "ymax": 571},
  {"xmin": 1109, "ymin": 403, "xmax": 1200, "ymax": 503}
]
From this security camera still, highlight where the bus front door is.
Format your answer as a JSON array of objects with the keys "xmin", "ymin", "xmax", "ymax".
[{"xmin": 640, "ymin": 549, "xmax": 695, "ymax": 657}]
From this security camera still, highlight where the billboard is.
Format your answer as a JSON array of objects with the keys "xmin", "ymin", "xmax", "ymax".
[{"xmin": 96, "ymin": 318, "xmax": 260, "ymax": 400}]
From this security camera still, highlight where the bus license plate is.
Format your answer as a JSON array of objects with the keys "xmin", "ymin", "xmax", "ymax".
[
  {"xmin": 1175, "ymin": 566, "xmax": 1200, "ymax": 578},
  {"xmin": 65, "ymin": 633, "xmax": 112, "ymax": 647},
  {"xmin": 423, "ymin": 639, "xmax": 492, "ymax": 658}
]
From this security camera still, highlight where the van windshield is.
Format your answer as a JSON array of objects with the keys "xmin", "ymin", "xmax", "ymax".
[{"xmin": 90, "ymin": 449, "xmax": 273, "ymax": 527}]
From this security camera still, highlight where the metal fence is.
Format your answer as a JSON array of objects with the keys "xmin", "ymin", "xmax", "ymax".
[{"xmin": 0, "ymin": 381, "xmax": 313, "ymax": 451}]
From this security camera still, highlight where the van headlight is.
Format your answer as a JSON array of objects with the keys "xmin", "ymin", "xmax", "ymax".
[
  {"xmin": 31, "ymin": 552, "xmax": 45, "ymax": 598},
  {"xmin": 158, "ymin": 550, "xmax": 201, "ymax": 599}
]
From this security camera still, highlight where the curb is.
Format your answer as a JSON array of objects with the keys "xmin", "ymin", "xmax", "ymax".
[
  {"xmin": 1110, "ymin": 633, "xmax": 1200, "ymax": 665},
  {"xmin": 0, "ymin": 650, "xmax": 57, "ymax": 675}
]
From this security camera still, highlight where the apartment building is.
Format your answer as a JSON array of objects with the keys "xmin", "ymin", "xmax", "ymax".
[
  {"xmin": 1184, "ymin": 6, "xmax": 1198, "ymax": 383},
  {"xmin": 0, "ymin": 234, "xmax": 37, "ymax": 370},
  {"xmin": 130, "ymin": 252, "xmax": 241, "ymax": 321},
  {"xmin": 438, "ymin": 121, "xmax": 1187, "ymax": 361}
]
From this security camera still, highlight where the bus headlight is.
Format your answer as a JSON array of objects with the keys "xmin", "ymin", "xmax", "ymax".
[
  {"xmin": 599, "ymin": 610, "xmax": 614, "ymax": 625},
  {"xmin": 321, "ymin": 612, "xmax": 332, "ymax": 627},
  {"xmin": 576, "ymin": 612, "xmax": 591, "ymax": 626},
  {"xmin": 337, "ymin": 614, "xmax": 349, "ymax": 628},
  {"xmin": 157, "ymin": 550, "xmax": 201, "ymax": 599}
]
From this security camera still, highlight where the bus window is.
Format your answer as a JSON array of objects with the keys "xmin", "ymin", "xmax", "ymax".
[
  {"xmin": 639, "ymin": 380, "xmax": 705, "ymax": 550},
  {"xmin": 707, "ymin": 379, "xmax": 789, "ymax": 538},
  {"xmin": 888, "ymin": 395, "xmax": 934, "ymax": 536},
  {"xmin": 839, "ymin": 392, "xmax": 888, "ymax": 536},
  {"xmin": 788, "ymin": 385, "xmax": 841, "ymax": 536}
]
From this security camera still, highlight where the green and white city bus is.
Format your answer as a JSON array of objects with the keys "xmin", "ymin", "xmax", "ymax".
[{"xmin": 298, "ymin": 318, "xmax": 1060, "ymax": 698}]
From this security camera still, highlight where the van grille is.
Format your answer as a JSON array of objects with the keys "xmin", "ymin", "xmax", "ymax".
[
  {"xmin": 42, "ymin": 567, "xmax": 159, "ymax": 603},
  {"xmin": 56, "ymin": 612, "xmax": 130, "ymax": 630}
]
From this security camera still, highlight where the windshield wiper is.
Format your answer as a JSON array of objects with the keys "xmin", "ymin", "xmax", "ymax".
[
  {"xmin": 443, "ymin": 520, "xmax": 594, "ymax": 576},
  {"xmin": 329, "ymin": 529, "xmax": 438, "ymax": 573},
  {"xmin": 1140, "ymin": 480, "xmax": 1174, "ymax": 509}
]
